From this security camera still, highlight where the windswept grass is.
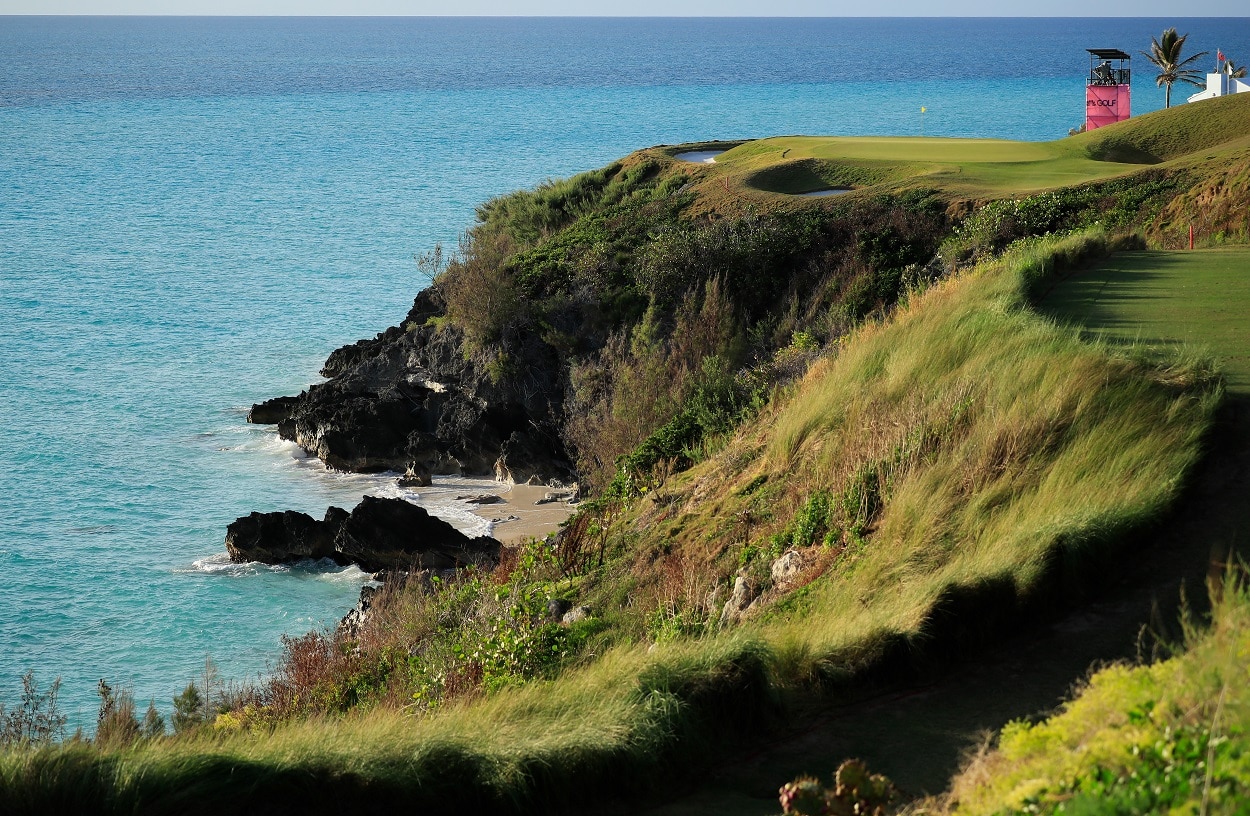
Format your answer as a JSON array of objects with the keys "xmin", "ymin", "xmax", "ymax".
[
  {"xmin": 669, "ymin": 229, "xmax": 1220, "ymax": 677},
  {"xmin": 0, "ymin": 636, "xmax": 774, "ymax": 815}
]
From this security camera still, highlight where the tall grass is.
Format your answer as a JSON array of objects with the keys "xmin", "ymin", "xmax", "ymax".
[
  {"xmin": 0, "ymin": 636, "xmax": 773, "ymax": 815},
  {"xmin": 755, "ymin": 230, "xmax": 1219, "ymax": 675}
]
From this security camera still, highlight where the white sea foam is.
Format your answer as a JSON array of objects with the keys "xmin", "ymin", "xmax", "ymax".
[
  {"xmin": 313, "ymin": 563, "xmax": 376, "ymax": 586},
  {"xmin": 182, "ymin": 553, "xmax": 374, "ymax": 584},
  {"xmin": 181, "ymin": 552, "xmax": 275, "ymax": 576}
]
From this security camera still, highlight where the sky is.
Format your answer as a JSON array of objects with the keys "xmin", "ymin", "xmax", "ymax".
[{"xmin": 1, "ymin": 0, "xmax": 1245, "ymax": 15}]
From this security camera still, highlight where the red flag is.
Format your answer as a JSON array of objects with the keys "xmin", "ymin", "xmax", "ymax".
[{"xmin": 1218, "ymin": 49, "xmax": 1225, "ymax": 62}]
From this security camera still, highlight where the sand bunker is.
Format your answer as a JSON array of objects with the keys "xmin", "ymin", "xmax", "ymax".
[
  {"xmin": 674, "ymin": 150, "xmax": 726, "ymax": 164},
  {"xmin": 797, "ymin": 188, "xmax": 852, "ymax": 197}
]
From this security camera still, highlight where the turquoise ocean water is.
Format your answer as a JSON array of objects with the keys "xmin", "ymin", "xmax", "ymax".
[{"xmin": 2, "ymin": 16, "xmax": 1247, "ymax": 730}]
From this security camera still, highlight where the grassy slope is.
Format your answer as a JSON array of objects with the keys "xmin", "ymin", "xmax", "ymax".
[
  {"xmin": 913, "ymin": 248, "xmax": 1250, "ymax": 815},
  {"xmin": 637, "ymin": 252, "xmax": 1250, "ymax": 816},
  {"xmin": 630, "ymin": 229, "xmax": 1218, "ymax": 690}
]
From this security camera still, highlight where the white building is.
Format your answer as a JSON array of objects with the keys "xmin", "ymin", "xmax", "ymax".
[{"xmin": 1187, "ymin": 71, "xmax": 1250, "ymax": 103}]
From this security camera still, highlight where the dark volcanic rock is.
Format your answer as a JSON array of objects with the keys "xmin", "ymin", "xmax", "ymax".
[
  {"xmin": 247, "ymin": 395, "xmax": 301, "ymax": 425},
  {"xmin": 252, "ymin": 288, "xmax": 576, "ymax": 483},
  {"xmin": 337, "ymin": 584, "xmax": 378, "ymax": 640},
  {"xmin": 226, "ymin": 496, "xmax": 500, "ymax": 573},
  {"xmin": 225, "ymin": 510, "xmax": 339, "ymax": 564},
  {"xmin": 335, "ymin": 496, "xmax": 500, "ymax": 572}
]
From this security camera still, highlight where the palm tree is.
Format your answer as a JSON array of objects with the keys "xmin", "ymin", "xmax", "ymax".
[
  {"xmin": 1225, "ymin": 60, "xmax": 1247, "ymax": 79},
  {"xmin": 1142, "ymin": 28, "xmax": 1209, "ymax": 108}
]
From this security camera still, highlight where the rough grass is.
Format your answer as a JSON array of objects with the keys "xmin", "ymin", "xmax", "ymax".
[
  {"xmin": 720, "ymin": 231, "xmax": 1219, "ymax": 678},
  {"xmin": 0, "ymin": 636, "xmax": 774, "ymax": 816},
  {"xmin": 945, "ymin": 570, "xmax": 1250, "ymax": 815}
]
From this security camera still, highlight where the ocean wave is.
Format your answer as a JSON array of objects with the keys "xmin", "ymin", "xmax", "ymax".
[
  {"xmin": 218, "ymin": 426, "xmax": 499, "ymax": 535},
  {"xmin": 181, "ymin": 553, "xmax": 375, "ymax": 584}
]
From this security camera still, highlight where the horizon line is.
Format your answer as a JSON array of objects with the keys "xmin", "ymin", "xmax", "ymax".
[{"xmin": 2, "ymin": 12, "xmax": 1245, "ymax": 18}]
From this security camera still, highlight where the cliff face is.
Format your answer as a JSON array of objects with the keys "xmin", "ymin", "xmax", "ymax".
[
  {"xmin": 244, "ymin": 151, "xmax": 956, "ymax": 491},
  {"xmin": 249, "ymin": 289, "xmax": 576, "ymax": 485}
]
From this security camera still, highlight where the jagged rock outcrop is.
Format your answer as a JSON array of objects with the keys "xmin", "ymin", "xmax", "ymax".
[
  {"xmin": 224, "ymin": 508, "xmax": 340, "ymax": 563},
  {"xmin": 248, "ymin": 289, "xmax": 576, "ymax": 484},
  {"xmin": 337, "ymin": 584, "xmax": 378, "ymax": 640},
  {"xmin": 334, "ymin": 495, "xmax": 499, "ymax": 571},
  {"xmin": 225, "ymin": 495, "xmax": 501, "ymax": 573},
  {"xmin": 719, "ymin": 575, "xmax": 757, "ymax": 625},
  {"xmin": 247, "ymin": 395, "xmax": 300, "ymax": 424}
]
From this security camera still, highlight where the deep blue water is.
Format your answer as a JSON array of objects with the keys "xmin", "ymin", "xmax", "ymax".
[{"xmin": 1, "ymin": 16, "xmax": 1246, "ymax": 731}]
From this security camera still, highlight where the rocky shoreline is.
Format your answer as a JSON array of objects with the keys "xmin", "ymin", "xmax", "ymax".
[
  {"xmin": 246, "ymin": 289, "xmax": 576, "ymax": 486},
  {"xmin": 225, "ymin": 495, "xmax": 502, "ymax": 574},
  {"xmin": 231, "ymin": 287, "xmax": 582, "ymax": 631}
]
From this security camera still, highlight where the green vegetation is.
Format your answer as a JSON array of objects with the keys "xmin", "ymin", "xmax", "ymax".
[
  {"xmin": 0, "ymin": 230, "xmax": 1222, "ymax": 814},
  {"xmin": 5, "ymin": 90, "xmax": 1250, "ymax": 815},
  {"xmin": 946, "ymin": 572, "xmax": 1250, "ymax": 815}
]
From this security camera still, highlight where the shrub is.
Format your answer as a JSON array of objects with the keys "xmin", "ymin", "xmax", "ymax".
[
  {"xmin": 0, "ymin": 671, "xmax": 66, "ymax": 747},
  {"xmin": 95, "ymin": 680, "xmax": 139, "ymax": 750},
  {"xmin": 434, "ymin": 228, "xmax": 520, "ymax": 349},
  {"xmin": 779, "ymin": 759, "xmax": 899, "ymax": 815}
]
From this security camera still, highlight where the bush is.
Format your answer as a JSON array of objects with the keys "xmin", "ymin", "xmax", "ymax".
[
  {"xmin": 95, "ymin": 680, "xmax": 139, "ymax": 750},
  {"xmin": 0, "ymin": 671, "xmax": 66, "ymax": 747}
]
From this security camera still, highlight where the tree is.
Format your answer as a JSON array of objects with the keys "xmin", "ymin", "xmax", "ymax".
[
  {"xmin": 141, "ymin": 699, "xmax": 166, "ymax": 739},
  {"xmin": 1142, "ymin": 28, "xmax": 1209, "ymax": 108},
  {"xmin": 1226, "ymin": 60, "xmax": 1247, "ymax": 79},
  {"xmin": 171, "ymin": 681, "xmax": 204, "ymax": 733}
]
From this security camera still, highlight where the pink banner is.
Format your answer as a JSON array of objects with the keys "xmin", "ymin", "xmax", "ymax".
[{"xmin": 1086, "ymin": 85, "xmax": 1130, "ymax": 130}]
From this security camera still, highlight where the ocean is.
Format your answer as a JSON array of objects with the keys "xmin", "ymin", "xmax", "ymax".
[{"xmin": 2, "ymin": 15, "xmax": 1246, "ymax": 731}]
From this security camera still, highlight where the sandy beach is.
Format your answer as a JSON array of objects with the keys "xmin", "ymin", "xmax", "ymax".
[{"xmin": 468, "ymin": 483, "xmax": 576, "ymax": 544}]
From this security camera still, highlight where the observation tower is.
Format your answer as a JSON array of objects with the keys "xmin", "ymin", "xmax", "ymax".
[{"xmin": 1085, "ymin": 49, "xmax": 1131, "ymax": 130}]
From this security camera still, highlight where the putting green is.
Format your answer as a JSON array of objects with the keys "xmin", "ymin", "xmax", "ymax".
[
  {"xmin": 684, "ymin": 93, "xmax": 1250, "ymax": 201},
  {"xmin": 716, "ymin": 134, "xmax": 1154, "ymax": 198},
  {"xmin": 728, "ymin": 135, "xmax": 1060, "ymax": 164}
]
